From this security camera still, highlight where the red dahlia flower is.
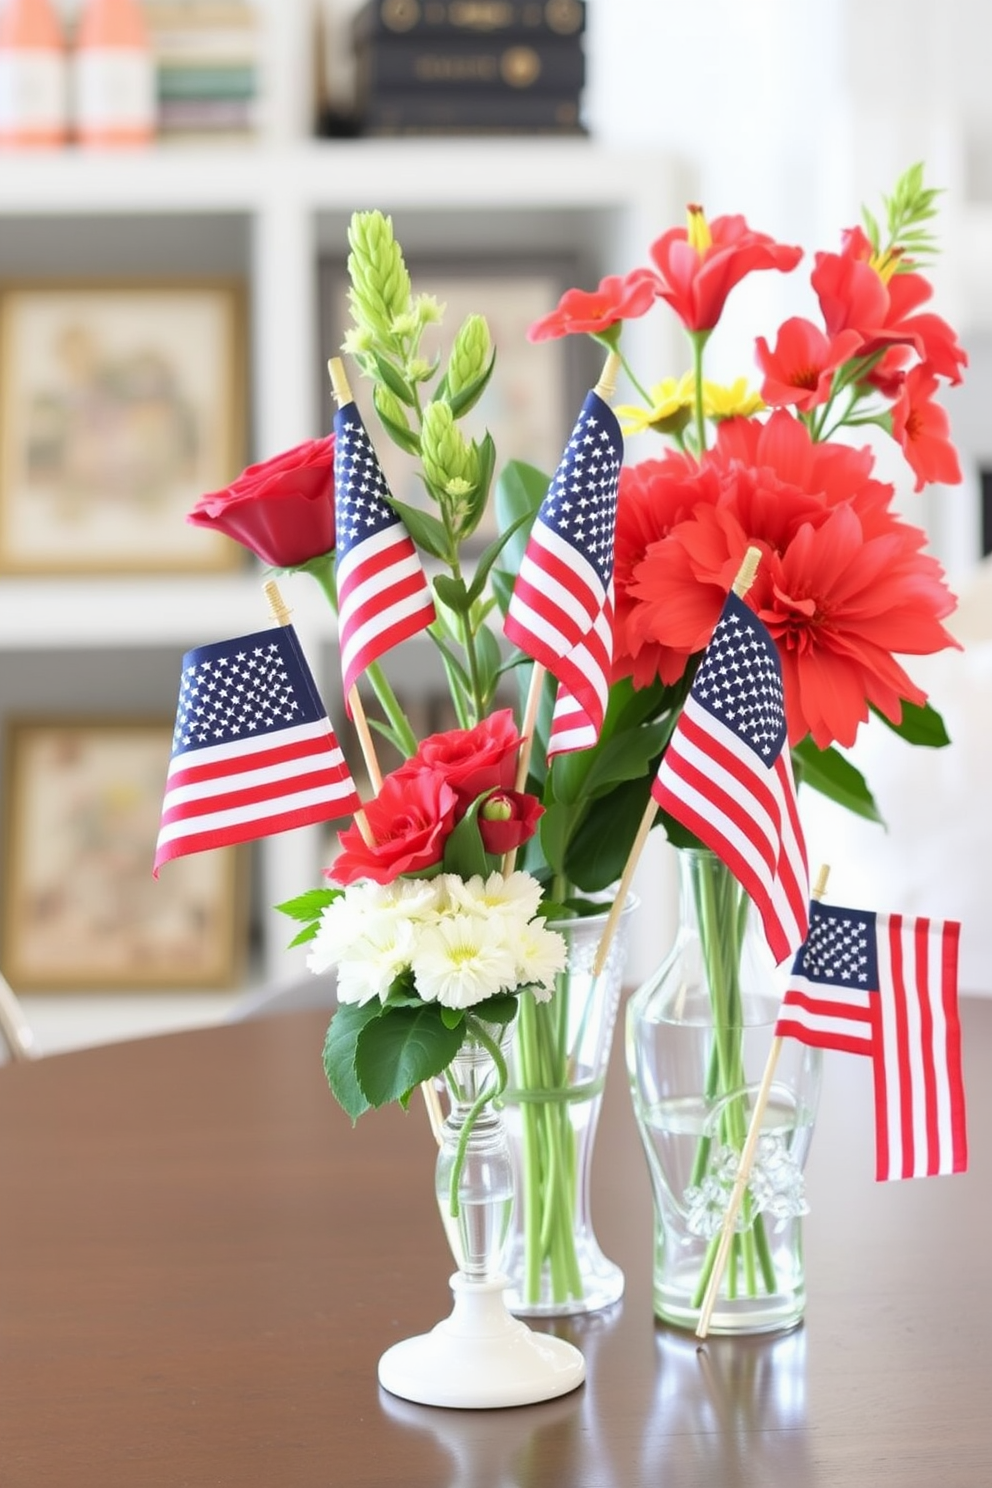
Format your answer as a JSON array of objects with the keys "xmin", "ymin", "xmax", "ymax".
[
  {"xmin": 645, "ymin": 207, "xmax": 803, "ymax": 332},
  {"xmin": 614, "ymin": 413, "xmax": 958, "ymax": 749}
]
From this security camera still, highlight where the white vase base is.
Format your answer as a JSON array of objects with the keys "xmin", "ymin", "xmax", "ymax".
[{"xmin": 377, "ymin": 1272, "xmax": 585, "ymax": 1409}]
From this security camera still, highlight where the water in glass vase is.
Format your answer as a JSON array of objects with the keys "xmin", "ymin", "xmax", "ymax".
[{"xmin": 634, "ymin": 1076, "xmax": 817, "ymax": 1333}]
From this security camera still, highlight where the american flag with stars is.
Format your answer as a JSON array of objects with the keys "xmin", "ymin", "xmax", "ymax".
[
  {"xmin": 652, "ymin": 590, "xmax": 809, "ymax": 964},
  {"xmin": 776, "ymin": 901, "xmax": 967, "ymax": 1181},
  {"xmin": 503, "ymin": 388, "xmax": 623, "ymax": 756},
  {"xmin": 333, "ymin": 401, "xmax": 435, "ymax": 710},
  {"xmin": 154, "ymin": 625, "xmax": 361, "ymax": 873}
]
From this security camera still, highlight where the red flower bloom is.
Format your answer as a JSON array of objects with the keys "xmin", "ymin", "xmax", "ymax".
[
  {"xmin": 755, "ymin": 316, "xmax": 862, "ymax": 410},
  {"xmin": 891, "ymin": 364, "xmax": 964, "ymax": 491},
  {"xmin": 329, "ymin": 766, "xmax": 458, "ymax": 886},
  {"xmin": 612, "ymin": 453, "xmax": 724, "ymax": 687},
  {"xmin": 811, "ymin": 227, "xmax": 967, "ymax": 385},
  {"xmin": 410, "ymin": 709, "xmax": 522, "ymax": 808},
  {"xmin": 188, "ymin": 436, "xmax": 336, "ymax": 567},
  {"xmin": 477, "ymin": 789, "xmax": 544, "ymax": 855},
  {"xmin": 756, "ymin": 505, "xmax": 959, "ymax": 748},
  {"xmin": 527, "ymin": 270, "xmax": 657, "ymax": 343},
  {"xmin": 614, "ymin": 414, "xmax": 958, "ymax": 748},
  {"xmin": 645, "ymin": 207, "xmax": 803, "ymax": 332}
]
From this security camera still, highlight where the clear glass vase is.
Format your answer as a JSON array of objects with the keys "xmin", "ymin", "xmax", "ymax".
[
  {"xmin": 434, "ymin": 1021, "xmax": 515, "ymax": 1281},
  {"xmin": 501, "ymin": 898, "xmax": 635, "ymax": 1317},
  {"xmin": 626, "ymin": 849, "xmax": 821, "ymax": 1335}
]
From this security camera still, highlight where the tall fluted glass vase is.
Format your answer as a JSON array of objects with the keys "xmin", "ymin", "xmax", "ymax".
[
  {"xmin": 501, "ymin": 899, "xmax": 635, "ymax": 1317},
  {"xmin": 377, "ymin": 1019, "xmax": 585, "ymax": 1409},
  {"xmin": 626, "ymin": 850, "xmax": 821, "ymax": 1335}
]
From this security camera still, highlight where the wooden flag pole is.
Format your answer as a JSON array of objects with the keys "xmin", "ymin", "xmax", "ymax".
[
  {"xmin": 695, "ymin": 862, "xmax": 831, "ymax": 1341},
  {"xmin": 326, "ymin": 356, "xmax": 385, "ymax": 797},
  {"xmin": 591, "ymin": 544, "xmax": 763, "ymax": 980},
  {"xmin": 263, "ymin": 578, "xmax": 376, "ymax": 848}
]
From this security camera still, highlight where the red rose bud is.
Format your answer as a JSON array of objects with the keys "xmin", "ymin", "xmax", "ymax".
[
  {"xmin": 477, "ymin": 789, "xmax": 544, "ymax": 855},
  {"xmin": 187, "ymin": 436, "xmax": 336, "ymax": 568}
]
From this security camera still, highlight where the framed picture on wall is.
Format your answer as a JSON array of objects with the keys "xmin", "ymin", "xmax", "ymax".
[
  {"xmin": 318, "ymin": 254, "xmax": 596, "ymax": 546},
  {"xmin": 1, "ymin": 719, "xmax": 245, "ymax": 990},
  {"xmin": 0, "ymin": 281, "xmax": 247, "ymax": 575}
]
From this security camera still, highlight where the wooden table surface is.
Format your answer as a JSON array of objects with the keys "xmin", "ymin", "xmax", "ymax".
[{"xmin": 1, "ymin": 996, "xmax": 990, "ymax": 1488}]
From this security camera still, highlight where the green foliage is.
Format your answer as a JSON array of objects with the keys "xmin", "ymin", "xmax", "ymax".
[
  {"xmin": 792, "ymin": 738, "xmax": 883, "ymax": 823},
  {"xmin": 872, "ymin": 697, "xmax": 950, "ymax": 747},
  {"xmin": 861, "ymin": 160, "xmax": 943, "ymax": 269}
]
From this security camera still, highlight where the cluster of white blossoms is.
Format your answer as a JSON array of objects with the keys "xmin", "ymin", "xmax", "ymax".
[{"xmin": 307, "ymin": 870, "xmax": 568, "ymax": 1011}]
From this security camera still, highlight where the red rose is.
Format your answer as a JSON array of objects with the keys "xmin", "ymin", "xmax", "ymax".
[
  {"xmin": 187, "ymin": 436, "xmax": 335, "ymax": 567},
  {"xmin": 328, "ymin": 764, "xmax": 458, "ymax": 886},
  {"xmin": 410, "ymin": 710, "xmax": 523, "ymax": 809},
  {"xmin": 477, "ymin": 790, "xmax": 544, "ymax": 855}
]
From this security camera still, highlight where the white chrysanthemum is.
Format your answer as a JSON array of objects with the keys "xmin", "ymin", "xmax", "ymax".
[
  {"xmin": 442, "ymin": 870, "xmax": 543, "ymax": 926},
  {"xmin": 307, "ymin": 879, "xmax": 441, "ymax": 975},
  {"xmin": 513, "ymin": 919, "xmax": 568, "ymax": 1002},
  {"xmin": 411, "ymin": 913, "xmax": 518, "ymax": 1009},
  {"xmin": 333, "ymin": 916, "xmax": 416, "ymax": 1005}
]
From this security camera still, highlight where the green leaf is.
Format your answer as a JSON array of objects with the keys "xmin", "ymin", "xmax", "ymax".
[
  {"xmin": 493, "ymin": 460, "xmax": 548, "ymax": 574},
  {"xmin": 441, "ymin": 794, "xmax": 499, "ymax": 880},
  {"xmin": 552, "ymin": 720, "xmax": 669, "ymax": 806},
  {"xmin": 286, "ymin": 922, "xmax": 322, "ymax": 949},
  {"xmin": 871, "ymin": 698, "xmax": 950, "ymax": 748},
  {"xmin": 386, "ymin": 496, "xmax": 451, "ymax": 560},
  {"xmin": 444, "ymin": 351, "xmax": 496, "ymax": 418},
  {"xmin": 354, "ymin": 1005, "xmax": 464, "ymax": 1107},
  {"xmin": 792, "ymin": 738, "xmax": 884, "ymax": 824},
  {"xmin": 372, "ymin": 398, "xmax": 422, "ymax": 456},
  {"xmin": 371, "ymin": 351, "xmax": 417, "ymax": 406},
  {"xmin": 465, "ymin": 506, "xmax": 535, "ymax": 606},
  {"xmin": 538, "ymin": 800, "xmax": 576, "ymax": 879},
  {"xmin": 276, "ymin": 887, "xmax": 341, "ymax": 922},
  {"xmin": 322, "ymin": 1003, "xmax": 383, "ymax": 1121},
  {"xmin": 475, "ymin": 993, "xmax": 519, "ymax": 1026},
  {"xmin": 433, "ymin": 572, "xmax": 472, "ymax": 615},
  {"xmin": 564, "ymin": 776, "xmax": 658, "ymax": 893},
  {"xmin": 440, "ymin": 1005, "xmax": 465, "ymax": 1029}
]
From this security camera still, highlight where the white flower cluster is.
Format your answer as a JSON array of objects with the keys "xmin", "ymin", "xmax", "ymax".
[{"xmin": 307, "ymin": 870, "xmax": 567, "ymax": 1011}]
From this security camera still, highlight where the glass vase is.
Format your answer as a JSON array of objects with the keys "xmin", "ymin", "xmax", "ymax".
[
  {"xmin": 378, "ymin": 1017, "xmax": 586, "ymax": 1409},
  {"xmin": 501, "ymin": 898, "xmax": 635, "ymax": 1317},
  {"xmin": 434, "ymin": 1021, "xmax": 515, "ymax": 1280},
  {"xmin": 626, "ymin": 848, "xmax": 821, "ymax": 1335}
]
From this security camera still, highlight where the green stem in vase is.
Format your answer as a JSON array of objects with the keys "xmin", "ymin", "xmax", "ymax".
[{"xmin": 447, "ymin": 1017, "xmax": 507, "ymax": 1220}]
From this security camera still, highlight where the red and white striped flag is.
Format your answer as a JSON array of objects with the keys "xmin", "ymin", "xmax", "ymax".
[
  {"xmin": 154, "ymin": 625, "xmax": 361, "ymax": 873},
  {"xmin": 776, "ymin": 901, "xmax": 967, "ymax": 1181},
  {"xmin": 503, "ymin": 388, "xmax": 622, "ymax": 756},
  {"xmin": 333, "ymin": 400, "xmax": 435, "ymax": 709},
  {"xmin": 651, "ymin": 590, "xmax": 809, "ymax": 965}
]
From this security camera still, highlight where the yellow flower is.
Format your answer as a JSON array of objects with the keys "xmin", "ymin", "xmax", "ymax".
[
  {"xmin": 702, "ymin": 377, "xmax": 766, "ymax": 420},
  {"xmin": 616, "ymin": 374, "xmax": 696, "ymax": 435}
]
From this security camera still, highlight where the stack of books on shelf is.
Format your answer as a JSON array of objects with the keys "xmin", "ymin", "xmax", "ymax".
[
  {"xmin": 351, "ymin": 0, "xmax": 587, "ymax": 137},
  {"xmin": 144, "ymin": 0, "xmax": 261, "ymax": 144}
]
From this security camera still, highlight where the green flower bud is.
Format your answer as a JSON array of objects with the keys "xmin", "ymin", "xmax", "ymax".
[
  {"xmin": 447, "ymin": 314, "xmax": 491, "ymax": 396},
  {"xmin": 480, "ymin": 792, "xmax": 513, "ymax": 822},
  {"xmin": 341, "ymin": 325, "xmax": 374, "ymax": 356},
  {"xmin": 346, "ymin": 210, "xmax": 412, "ymax": 338},
  {"xmin": 406, "ymin": 356, "xmax": 433, "ymax": 383}
]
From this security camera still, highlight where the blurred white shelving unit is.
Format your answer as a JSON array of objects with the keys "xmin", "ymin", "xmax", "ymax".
[{"xmin": 0, "ymin": 6, "xmax": 682, "ymax": 1000}]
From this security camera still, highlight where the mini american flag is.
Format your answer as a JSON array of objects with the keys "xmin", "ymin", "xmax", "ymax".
[
  {"xmin": 154, "ymin": 625, "xmax": 361, "ymax": 873},
  {"xmin": 333, "ymin": 400, "xmax": 435, "ymax": 708},
  {"xmin": 652, "ymin": 590, "xmax": 809, "ymax": 964},
  {"xmin": 776, "ymin": 901, "xmax": 967, "ymax": 1180},
  {"xmin": 503, "ymin": 388, "xmax": 622, "ymax": 756}
]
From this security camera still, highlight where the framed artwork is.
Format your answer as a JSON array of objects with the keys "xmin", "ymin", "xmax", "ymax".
[
  {"xmin": 1, "ymin": 719, "xmax": 245, "ymax": 991},
  {"xmin": 318, "ymin": 254, "xmax": 593, "ymax": 545},
  {"xmin": 0, "ymin": 281, "xmax": 247, "ymax": 575}
]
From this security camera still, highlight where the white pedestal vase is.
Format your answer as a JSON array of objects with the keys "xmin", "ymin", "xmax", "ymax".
[{"xmin": 377, "ymin": 1021, "xmax": 585, "ymax": 1408}]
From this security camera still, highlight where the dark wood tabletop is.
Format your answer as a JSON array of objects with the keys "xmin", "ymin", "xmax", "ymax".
[{"xmin": 1, "ymin": 994, "xmax": 990, "ymax": 1488}]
